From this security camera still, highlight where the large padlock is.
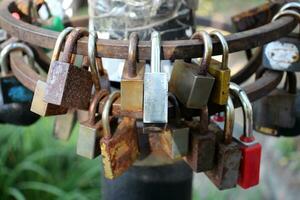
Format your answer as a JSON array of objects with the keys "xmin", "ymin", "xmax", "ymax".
[
  {"xmin": 143, "ymin": 31, "xmax": 168, "ymax": 124},
  {"xmin": 253, "ymin": 72, "xmax": 297, "ymax": 133},
  {"xmin": 77, "ymin": 90, "xmax": 109, "ymax": 159},
  {"xmin": 88, "ymin": 31, "xmax": 111, "ymax": 92},
  {"xmin": 44, "ymin": 27, "xmax": 93, "ymax": 110},
  {"xmin": 184, "ymin": 106, "xmax": 216, "ymax": 172},
  {"xmin": 100, "ymin": 91, "xmax": 139, "ymax": 179},
  {"xmin": 263, "ymin": 9, "xmax": 300, "ymax": 71},
  {"xmin": 169, "ymin": 30, "xmax": 215, "ymax": 109},
  {"xmin": 121, "ymin": 32, "xmax": 145, "ymax": 115},
  {"xmin": 159, "ymin": 93, "xmax": 189, "ymax": 160},
  {"xmin": 30, "ymin": 27, "xmax": 73, "ymax": 116},
  {"xmin": 0, "ymin": 42, "xmax": 40, "ymax": 125},
  {"xmin": 205, "ymin": 97, "xmax": 242, "ymax": 190},
  {"xmin": 208, "ymin": 31, "xmax": 231, "ymax": 105},
  {"xmin": 230, "ymin": 82, "xmax": 262, "ymax": 189}
]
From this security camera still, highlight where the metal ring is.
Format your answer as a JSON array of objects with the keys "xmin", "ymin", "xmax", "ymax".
[
  {"xmin": 102, "ymin": 91, "xmax": 121, "ymax": 138},
  {"xmin": 0, "ymin": 42, "xmax": 34, "ymax": 76},
  {"xmin": 272, "ymin": 10, "xmax": 300, "ymax": 22},
  {"xmin": 88, "ymin": 31, "xmax": 101, "ymax": 91},
  {"xmin": 210, "ymin": 31, "xmax": 229, "ymax": 70},
  {"xmin": 191, "ymin": 30, "xmax": 213, "ymax": 74}
]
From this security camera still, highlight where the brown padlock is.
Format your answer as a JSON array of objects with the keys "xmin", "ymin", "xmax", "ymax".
[
  {"xmin": 121, "ymin": 32, "xmax": 145, "ymax": 115},
  {"xmin": 184, "ymin": 106, "xmax": 216, "ymax": 172},
  {"xmin": 100, "ymin": 91, "xmax": 139, "ymax": 179},
  {"xmin": 30, "ymin": 27, "xmax": 74, "ymax": 116},
  {"xmin": 205, "ymin": 97, "xmax": 242, "ymax": 190},
  {"xmin": 44, "ymin": 28, "xmax": 93, "ymax": 110},
  {"xmin": 77, "ymin": 89, "xmax": 109, "ymax": 159}
]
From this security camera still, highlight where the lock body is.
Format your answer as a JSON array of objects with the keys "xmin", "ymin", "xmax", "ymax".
[
  {"xmin": 121, "ymin": 61, "xmax": 145, "ymax": 114},
  {"xmin": 169, "ymin": 60, "xmax": 215, "ymax": 109},
  {"xmin": 208, "ymin": 59, "xmax": 230, "ymax": 105},
  {"xmin": 31, "ymin": 80, "xmax": 67, "ymax": 116},
  {"xmin": 101, "ymin": 117, "xmax": 139, "ymax": 179}
]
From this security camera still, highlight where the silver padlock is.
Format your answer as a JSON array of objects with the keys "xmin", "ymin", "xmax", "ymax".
[{"xmin": 143, "ymin": 31, "xmax": 168, "ymax": 124}]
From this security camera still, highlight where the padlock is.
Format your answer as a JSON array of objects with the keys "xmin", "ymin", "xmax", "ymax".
[
  {"xmin": 208, "ymin": 31, "xmax": 231, "ymax": 105},
  {"xmin": 159, "ymin": 93, "xmax": 189, "ymax": 160},
  {"xmin": 205, "ymin": 97, "xmax": 242, "ymax": 190},
  {"xmin": 184, "ymin": 106, "xmax": 216, "ymax": 172},
  {"xmin": 143, "ymin": 31, "xmax": 168, "ymax": 124},
  {"xmin": 169, "ymin": 30, "xmax": 215, "ymax": 108},
  {"xmin": 100, "ymin": 91, "xmax": 139, "ymax": 179},
  {"xmin": 44, "ymin": 28, "xmax": 93, "ymax": 110},
  {"xmin": 88, "ymin": 31, "xmax": 111, "ymax": 92},
  {"xmin": 77, "ymin": 90, "xmax": 109, "ymax": 159},
  {"xmin": 121, "ymin": 32, "xmax": 145, "ymax": 114},
  {"xmin": 230, "ymin": 82, "xmax": 262, "ymax": 189},
  {"xmin": 0, "ymin": 42, "xmax": 40, "ymax": 125},
  {"xmin": 30, "ymin": 27, "xmax": 74, "ymax": 116},
  {"xmin": 253, "ymin": 72, "xmax": 297, "ymax": 134},
  {"xmin": 263, "ymin": 10, "xmax": 300, "ymax": 71}
]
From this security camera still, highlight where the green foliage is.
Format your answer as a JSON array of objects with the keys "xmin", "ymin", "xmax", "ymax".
[{"xmin": 0, "ymin": 118, "xmax": 101, "ymax": 200}]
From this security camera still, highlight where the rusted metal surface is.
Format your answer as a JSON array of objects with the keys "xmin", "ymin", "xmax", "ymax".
[{"xmin": 0, "ymin": 0, "xmax": 298, "ymax": 60}]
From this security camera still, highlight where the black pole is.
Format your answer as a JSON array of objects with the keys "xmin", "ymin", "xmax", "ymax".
[{"xmin": 102, "ymin": 161, "xmax": 193, "ymax": 200}]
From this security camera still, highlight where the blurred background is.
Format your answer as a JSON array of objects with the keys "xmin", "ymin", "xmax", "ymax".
[{"xmin": 1, "ymin": 0, "xmax": 300, "ymax": 200}]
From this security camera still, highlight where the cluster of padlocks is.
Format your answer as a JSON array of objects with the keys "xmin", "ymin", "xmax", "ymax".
[{"xmin": 0, "ymin": 0, "xmax": 299, "ymax": 192}]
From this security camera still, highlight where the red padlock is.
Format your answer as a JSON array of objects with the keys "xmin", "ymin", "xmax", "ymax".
[{"xmin": 230, "ymin": 82, "xmax": 262, "ymax": 189}]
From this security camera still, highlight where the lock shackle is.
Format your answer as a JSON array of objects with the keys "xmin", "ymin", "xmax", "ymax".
[
  {"xmin": 0, "ymin": 42, "xmax": 35, "ymax": 76},
  {"xmin": 272, "ymin": 10, "xmax": 300, "ymax": 22},
  {"xmin": 224, "ymin": 97, "xmax": 235, "ymax": 144},
  {"xmin": 151, "ymin": 31, "xmax": 162, "ymax": 73},
  {"xmin": 127, "ymin": 32, "xmax": 139, "ymax": 78},
  {"xmin": 284, "ymin": 72, "xmax": 297, "ymax": 94},
  {"xmin": 191, "ymin": 31, "xmax": 213, "ymax": 75},
  {"xmin": 61, "ymin": 27, "xmax": 89, "ymax": 64},
  {"xmin": 88, "ymin": 90, "xmax": 109, "ymax": 125},
  {"xmin": 210, "ymin": 31, "xmax": 229, "ymax": 70},
  {"xmin": 229, "ymin": 82, "xmax": 254, "ymax": 143},
  {"xmin": 51, "ymin": 27, "xmax": 74, "ymax": 62},
  {"xmin": 280, "ymin": 2, "xmax": 300, "ymax": 12},
  {"xmin": 88, "ymin": 31, "xmax": 106, "ymax": 76},
  {"xmin": 168, "ymin": 92, "xmax": 181, "ymax": 123},
  {"xmin": 102, "ymin": 91, "xmax": 121, "ymax": 139},
  {"xmin": 88, "ymin": 31, "xmax": 102, "ymax": 91}
]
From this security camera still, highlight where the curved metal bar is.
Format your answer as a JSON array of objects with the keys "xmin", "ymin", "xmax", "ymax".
[{"xmin": 0, "ymin": 0, "xmax": 298, "ymax": 60}]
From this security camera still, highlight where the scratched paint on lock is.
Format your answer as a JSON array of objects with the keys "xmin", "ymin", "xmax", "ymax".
[{"xmin": 265, "ymin": 41, "xmax": 299, "ymax": 70}]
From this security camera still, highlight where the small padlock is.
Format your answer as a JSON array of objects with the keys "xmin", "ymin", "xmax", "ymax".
[
  {"xmin": 169, "ymin": 30, "xmax": 215, "ymax": 109},
  {"xmin": 159, "ymin": 93, "xmax": 189, "ymax": 160},
  {"xmin": 30, "ymin": 27, "xmax": 74, "ymax": 116},
  {"xmin": 88, "ymin": 31, "xmax": 111, "ymax": 92},
  {"xmin": 44, "ymin": 28, "xmax": 93, "ymax": 110},
  {"xmin": 184, "ymin": 106, "xmax": 216, "ymax": 172},
  {"xmin": 205, "ymin": 97, "xmax": 242, "ymax": 190},
  {"xmin": 230, "ymin": 82, "xmax": 262, "ymax": 189},
  {"xmin": 100, "ymin": 91, "xmax": 139, "ymax": 179},
  {"xmin": 263, "ymin": 10, "xmax": 300, "ymax": 71},
  {"xmin": 121, "ymin": 32, "xmax": 145, "ymax": 115},
  {"xmin": 77, "ymin": 90, "xmax": 109, "ymax": 159},
  {"xmin": 208, "ymin": 31, "xmax": 231, "ymax": 105},
  {"xmin": 143, "ymin": 31, "xmax": 168, "ymax": 124},
  {"xmin": 253, "ymin": 72, "xmax": 297, "ymax": 133}
]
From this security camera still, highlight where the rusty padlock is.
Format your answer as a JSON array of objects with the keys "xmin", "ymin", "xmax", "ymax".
[
  {"xmin": 205, "ymin": 97, "xmax": 242, "ymax": 190},
  {"xmin": 121, "ymin": 32, "xmax": 145, "ymax": 115},
  {"xmin": 44, "ymin": 28, "xmax": 93, "ymax": 110},
  {"xmin": 100, "ymin": 91, "xmax": 139, "ymax": 179},
  {"xmin": 169, "ymin": 30, "xmax": 215, "ymax": 109},
  {"xmin": 184, "ymin": 106, "xmax": 216, "ymax": 172},
  {"xmin": 30, "ymin": 27, "xmax": 74, "ymax": 116},
  {"xmin": 159, "ymin": 93, "xmax": 189, "ymax": 160},
  {"xmin": 77, "ymin": 89, "xmax": 109, "ymax": 159},
  {"xmin": 88, "ymin": 31, "xmax": 111, "ymax": 92}
]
